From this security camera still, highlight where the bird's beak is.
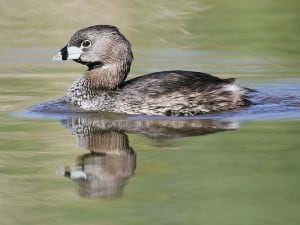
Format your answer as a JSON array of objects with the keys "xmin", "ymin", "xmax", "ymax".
[{"xmin": 52, "ymin": 45, "xmax": 83, "ymax": 61}]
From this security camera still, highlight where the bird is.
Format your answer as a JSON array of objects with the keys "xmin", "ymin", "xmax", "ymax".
[{"xmin": 51, "ymin": 25, "xmax": 250, "ymax": 116}]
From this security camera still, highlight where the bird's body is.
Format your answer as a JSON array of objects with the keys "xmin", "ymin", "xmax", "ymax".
[
  {"xmin": 36, "ymin": 25, "xmax": 250, "ymax": 116},
  {"xmin": 67, "ymin": 70, "xmax": 247, "ymax": 116}
]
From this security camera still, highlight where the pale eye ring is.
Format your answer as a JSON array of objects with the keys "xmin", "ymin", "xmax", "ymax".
[{"xmin": 81, "ymin": 40, "xmax": 91, "ymax": 48}]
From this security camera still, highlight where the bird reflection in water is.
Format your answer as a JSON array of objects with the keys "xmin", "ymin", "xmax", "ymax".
[{"xmin": 58, "ymin": 113, "xmax": 239, "ymax": 199}]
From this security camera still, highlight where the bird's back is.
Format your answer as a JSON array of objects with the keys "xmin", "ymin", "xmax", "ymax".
[{"xmin": 114, "ymin": 70, "xmax": 248, "ymax": 116}]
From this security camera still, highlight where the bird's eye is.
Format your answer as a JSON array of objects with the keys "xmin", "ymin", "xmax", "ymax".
[{"xmin": 81, "ymin": 40, "xmax": 91, "ymax": 48}]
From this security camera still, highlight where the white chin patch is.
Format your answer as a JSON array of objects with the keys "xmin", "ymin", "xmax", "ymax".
[{"xmin": 66, "ymin": 46, "xmax": 83, "ymax": 60}]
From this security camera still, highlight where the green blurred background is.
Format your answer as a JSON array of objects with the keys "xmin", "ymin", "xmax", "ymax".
[{"xmin": 0, "ymin": 0, "xmax": 300, "ymax": 74}]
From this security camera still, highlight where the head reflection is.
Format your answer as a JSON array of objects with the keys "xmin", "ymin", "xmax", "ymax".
[
  {"xmin": 61, "ymin": 121, "xmax": 136, "ymax": 199},
  {"xmin": 59, "ymin": 113, "xmax": 239, "ymax": 199}
]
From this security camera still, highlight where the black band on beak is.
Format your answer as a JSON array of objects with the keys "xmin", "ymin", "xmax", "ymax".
[{"xmin": 61, "ymin": 45, "xmax": 69, "ymax": 60}]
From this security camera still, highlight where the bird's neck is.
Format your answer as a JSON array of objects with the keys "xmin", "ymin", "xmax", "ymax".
[
  {"xmin": 84, "ymin": 62, "xmax": 129, "ymax": 90},
  {"xmin": 66, "ymin": 61, "xmax": 131, "ymax": 105}
]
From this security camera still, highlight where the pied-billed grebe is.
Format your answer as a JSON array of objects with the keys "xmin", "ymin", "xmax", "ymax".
[{"xmin": 51, "ymin": 25, "xmax": 250, "ymax": 116}]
